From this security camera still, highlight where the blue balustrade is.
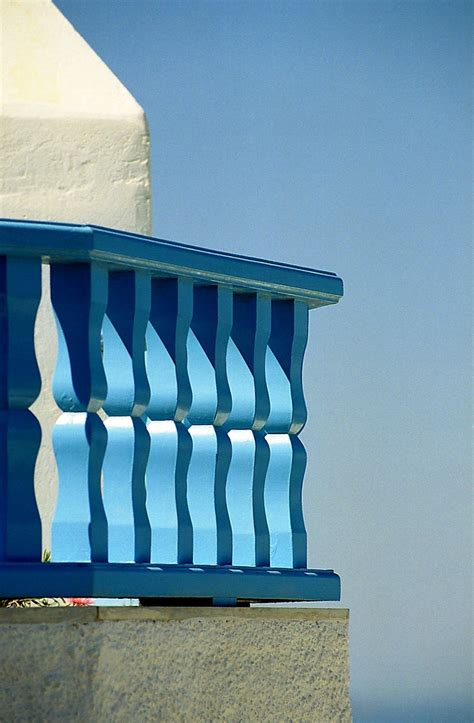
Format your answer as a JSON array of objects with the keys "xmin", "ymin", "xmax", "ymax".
[{"xmin": 0, "ymin": 220, "xmax": 343, "ymax": 603}]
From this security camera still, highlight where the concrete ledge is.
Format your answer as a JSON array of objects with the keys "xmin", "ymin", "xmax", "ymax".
[
  {"xmin": 0, "ymin": 606, "xmax": 351, "ymax": 721},
  {"xmin": 0, "ymin": 604, "xmax": 348, "ymax": 623}
]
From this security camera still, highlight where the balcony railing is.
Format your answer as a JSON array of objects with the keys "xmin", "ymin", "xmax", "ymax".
[{"xmin": 0, "ymin": 219, "xmax": 343, "ymax": 604}]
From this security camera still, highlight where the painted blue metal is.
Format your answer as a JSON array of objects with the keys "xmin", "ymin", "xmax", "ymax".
[
  {"xmin": 225, "ymin": 430, "xmax": 258, "ymax": 567},
  {"xmin": 265, "ymin": 434, "xmax": 307, "ymax": 568},
  {"xmin": 146, "ymin": 277, "xmax": 193, "ymax": 422},
  {"xmin": 253, "ymin": 432, "xmax": 271, "ymax": 566},
  {"xmin": 102, "ymin": 417, "xmax": 151, "ymax": 563},
  {"xmin": 146, "ymin": 420, "xmax": 180, "ymax": 564},
  {"xmin": 230, "ymin": 294, "xmax": 271, "ymax": 432},
  {"xmin": 146, "ymin": 420, "xmax": 194, "ymax": 565},
  {"xmin": 52, "ymin": 413, "xmax": 108, "ymax": 562},
  {"xmin": 0, "ymin": 562, "xmax": 341, "ymax": 602},
  {"xmin": 51, "ymin": 262, "xmax": 108, "ymax": 413},
  {"xmin": 0, "ymin": 220, "xmax": 343, "ymax": 308},
  {"xmin": 0, "ymin": 257, "xmax": 42, "ymax": 409},
  {"xmin": 188, "ymin": 285, "xmax": 233, "ymax": 426},
  {"xmin": 186, "ymin": 425, "xmax": 220, "ymax": 564},
  {"xmin": 214, "ymin": 429, "xmax": 233, "ymax": 565},
  {"xmin": 225, "ymin": 293, "xmax": 271, "ymax": 431},
  {"xmin": 0, "ymin": 219, "xmax": 343, "ymax": 602},
  {"xmin": 0, "ymin": 411, "xmax": 42, "ymax": 562},
  {"xmin": 288, "ymin": 435, "xmax": 308, "ymax": 568},
  {"xmin": 266, "ymin": 300, "xmax": 308, "ymax": 434},
  {"xmin": 0, "ymin": 257, "xmax": 42, "ymax": 563},
  {"xmin": 103, "ymin": 271, "xmax": 151, "ymax": 418}
]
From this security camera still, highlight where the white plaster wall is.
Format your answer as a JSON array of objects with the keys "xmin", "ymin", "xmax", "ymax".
[
  {"xmin": 0, "ymin": 0, "xmax": 152, "ymax": 546},
  {"xmin": 0, "ymin": 607, "xmax": 352, "ymax": 722},
  {"xmin": 0, "ymin": 0, "xmax": 151, "ymax": 230}
]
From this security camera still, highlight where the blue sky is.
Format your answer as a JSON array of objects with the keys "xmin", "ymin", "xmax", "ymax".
[{"xmin": 56, "ymin": 1, "xmax": 472, "ymax": 720}]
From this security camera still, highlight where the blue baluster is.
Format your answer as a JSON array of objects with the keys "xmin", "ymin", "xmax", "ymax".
[
  {"xmin": 226, "ymin": 293, "xmax": 271, "ymax": 431},
  {"xmin": 224, "ymin": 292, "xmax": 271, "ymax": 567},
  {"xmin": 0, "ymin": 411, "xmax": 41, "ymax": 562},
  {"xmin": 101, "ymin": 270, "xmax": 151, "ymax": 562},
  {"xmin": 189, "ymin": 285, "xmax": 232, "ymax": 426},
  {"xmin": 102, "ymin": 270, "xmax": 151, "ymax": 417},
  {"xmin": 225, "ymin": 430, "xmax": 255, "ymax": 566},
  {"xmin": 50, "ymin": 262, "xmax": 108, "ymax": 562},
  {"xmin": 146, "ymin": 420, "xmax": 193, "ymax": 564},
  {"xmin": 51, "ymin": 263, "xmax": 107, "ymax": 412},
  {"xmin": 266, "ymin": 299, "xmax": 308, "ymax": 434},
  {"xmin": 253, "ymin": 431, "xmax": 271, "ymax": 566},
  {"xmin": 225, "ymin": 430, "xmax": 270, "ymax": 567},
  {"xmin": 52, "ymin": 412, "xmax": 107, "ymax": 562},
  {"xmin": 263, "ymin": 299, "xmax": 309, "ymax": 568},
  {"xmin": 264, "ymin": 434, "xmax": 308, "ymax": 569},
  {"xmin": 186, "ymin": 423, "xmax": 232, "ymax": 566},
  {"xmin": 0, "ymin": 257, "xmax": 42, "ymax": 409},
  {"xmin": 186, "ymin": 425, "xmax": 217, "ymax": 564},
  {"xmin": 288, "ymin": 435, "xmax": 307, "ymax": 568},
  {"xmin": 214, "ymin": 428, "xmax": 232, "ymax": 565},
  {"xmin": 145, "ymin": 278, "xmax": 194, "ymax": 564},
  {"xmin": 0, "ymin": 257, "xmax": 42, "ymax": 562},
  {"xmin": 186, "ymin": 284, "xmax": 233, "ymax": 565},
  {"xmin": 146, "ymin": 277, "xmax": 193, "ymax": 422},
  {"xmin": 102, "ymin": 417, "xmax": 151, "ymax": 563}
]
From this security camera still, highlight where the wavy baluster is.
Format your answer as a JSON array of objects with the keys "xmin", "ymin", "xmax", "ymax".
[
  {"xmin": 51, "ymin": 263, "xmax": 107, "ymax": 412},
  {"xmin": 226, "ymin": 430, "xmax": 270, "ymax": 567},
  {"xmin": 264, "ymin": 433, "xmax": 293, "ymax": 567},
  {"xmin": 0, "ymin": 411, "xmax": 42, "ymax": 562},
  {"xmin": 188, "ymin": 285, "xmax": 232, "ymax": 426},
  {"xmin": 102, "ymin": 271, "xmax": 151, "ymax": 417},
  {"xmin": 101, "ymin": 270, "xmax": 151, "ymax": 562},
  {"xmin": 186, "ymin": 425, "xmax": 216, "ymax": 564},
  {"xmin": 145, "ymin": 277, "xmax": 194, "ymax": 565},
  {"xmin": 146, "ymin": 420, "xmax": 193, "ymax": 564},
  {"xmin": 52, "ymin": 413, "xmax": 107, "ymax": 562},
  {"xmin": 264, "ymin": 433, "xmax": 306, "ymax": 568},
  {"xmin": 225, "ymin": 430, "xmax": 255, "ymax": 566},
  {"xmin": 0, "ymin": 257, "xmax": 42, "ymax": 562},
  {"xmin": 50, "ymin": 263, "xmax": 108, "ymax": 562},
  {"xmin": 214, "ymin": 429, "xmax": 232, "ymax": 565},
  {"xmin": 225, "ymin": 292, "xmax": 270, "ymax": 431},
  {"xmin": 146, "ymin": 277, "xmax": 193, "ymax": 422},
  {"xmin": 186, "ymin": 284, "xmax": 232, "ymax": 565},
  {"xmin": 288, "ymin": 435, "xmax": 307, "ymax": 568},
  {"xmin": 0, "ymin": 257, "xmax": 42, "ymax": 409},
  {"xmin": 253, "ymin": 431, "xmax": 271, "ymax": 566},
  {"xmin": 102, "ymin": 417, "xmax": 151, "ymax": 562},
  {"xmin": 186, "ymin": 425, "xmax": 232, "ymax": 565},
  {"xmin": 266, "ymin": 299, "xmax": 308, "ymax": 434}
]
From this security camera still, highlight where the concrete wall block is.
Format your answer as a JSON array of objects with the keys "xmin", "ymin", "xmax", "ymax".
[{"xmin": 0, "ymin": 607, "xmax": 351, "ymax": 722}]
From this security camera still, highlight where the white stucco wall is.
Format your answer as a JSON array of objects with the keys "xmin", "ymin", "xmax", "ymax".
[
  {"xmin": 0, "ymin": 0, "xmax": 152, "ymax": 545},
  {"xmin": 0, "ymin": 0, "xmax": 151, "ymax": 232},
  {"xmin": 0, "ymin": 606, "xmax": 351, "ymax": 722}
]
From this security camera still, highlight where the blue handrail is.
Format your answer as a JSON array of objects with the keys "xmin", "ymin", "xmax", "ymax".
[{"xmin": 0, "ymin": 219, "xmax": 343, "ymax": 603}]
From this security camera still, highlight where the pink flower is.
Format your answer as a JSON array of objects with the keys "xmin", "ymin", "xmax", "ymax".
[{"xmin": 67, "ymin": 597, "xmax": 93, "ymax": 606}]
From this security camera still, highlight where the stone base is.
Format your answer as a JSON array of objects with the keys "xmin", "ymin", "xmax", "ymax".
[{"xmin": 0, "ymin": 606, "xmax": 351, "ymax": 722}]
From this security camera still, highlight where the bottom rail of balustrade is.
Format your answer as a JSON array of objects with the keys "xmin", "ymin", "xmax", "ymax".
[{"xmin": 0, "ymin": 562, "xmax": 340, "ymax": 604}]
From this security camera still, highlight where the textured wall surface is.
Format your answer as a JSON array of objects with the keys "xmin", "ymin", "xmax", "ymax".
[
  {"xmin": 0, "ymin": 606, "xmax": 351, "ymax": 722},
  {"xmin": 0, "ymin": 0, "xmax": 151, "ymax": 545}
]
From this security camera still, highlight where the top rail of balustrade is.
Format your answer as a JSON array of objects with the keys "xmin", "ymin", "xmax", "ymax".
[{"xmin": 0, "ymin": 220, "xmax": 343, "ymax": 308}]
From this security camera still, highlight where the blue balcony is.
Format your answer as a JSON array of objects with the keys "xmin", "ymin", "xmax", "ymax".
[{"xmin": 0, "ymin": 219, "xmax": 343, "ymax": 604}]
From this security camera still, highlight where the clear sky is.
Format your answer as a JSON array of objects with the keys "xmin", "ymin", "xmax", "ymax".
[{"xmin": 56, "ymin": 1, "xmax": 472, "ymax": 720}]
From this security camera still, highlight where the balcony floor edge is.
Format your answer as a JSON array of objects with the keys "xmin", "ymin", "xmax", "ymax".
[{"xmin": 0, "ymin": 562, "xmax": 341, "ymax": 602}]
